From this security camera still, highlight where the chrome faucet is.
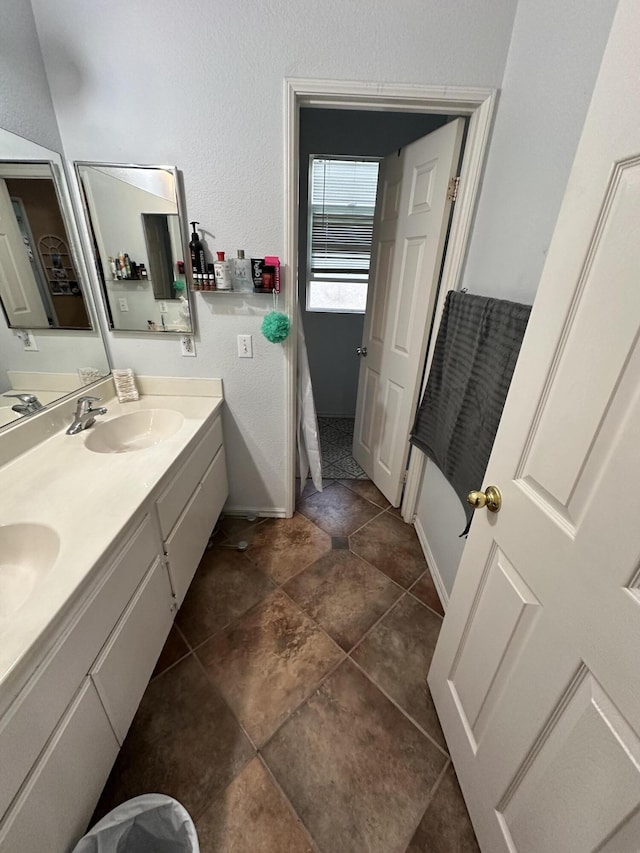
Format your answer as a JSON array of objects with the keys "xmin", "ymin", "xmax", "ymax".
[
  {"xmin": 4, "ymin": 393, "xmax": 43, "ymax": 415},
  {"xmin": 66, "ymin": 396, "xmax": 108, "ymax": 435}
]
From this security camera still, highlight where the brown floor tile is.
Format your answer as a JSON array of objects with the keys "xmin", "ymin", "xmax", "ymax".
[
  {"xmin": 406, "ymin": 765, "xmax": 480, "ymax": 852},
  {"xmin": 94, "ymin": 656, "xmax": 254, "ymax": 821},
  {"xmin": 196, "ymin": 757, "xmax": 313, "ymax": 852},
  {"xmin": 410, "ymin": 569, "xmax": 445, "ymax": 616},
  {"xmin": 387, "ymin": 505, "xmax": 403, "ymax": 519},
  {"xmin": 176, "ymin": 548, "xmax": 275, "ymax": 647},
  {"xmin": 242, "ymin": 513, "xmax": 332, "ymax": 584},
  {"xmin": 350, "ymin": 511, "xmax": 427, "ymax": 587},
  {"xmin": 152, "ymin": 625, "xmax": 189, "ymax": 678},
  {"xmin": 196, "ymin": 590, "xmax": 343, "ymax": 746},
  {"xmin": 284, "ymin": 550, "xmax": 402, "ymax": 651},
  {"xmin": 263, "ymin": 660, "xmax": 447, "ymax": 853},
  {"xmin": 352, "ymin": 595, "xmax": 447, "ymax": 749},
  {"xmin": 338, "ymin": 478, "xmax": 391, "ymax": 508},
  {"xmin": 298, "ymin": 482, "xmax": 381, "ymax": 537}
]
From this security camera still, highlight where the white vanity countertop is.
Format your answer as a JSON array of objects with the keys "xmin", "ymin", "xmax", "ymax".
[{"xmin": 0, "ymin": 388, "xmax": 223, "ymax": 706}]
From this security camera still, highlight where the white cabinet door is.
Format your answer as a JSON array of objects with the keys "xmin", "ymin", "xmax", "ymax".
[
  {"xmin": 0, "ymin": 680, "xmax": 118, "ymax": 853},
  {"xmin": 353, "ymin": 120, "xmax": 464, "ymax": 505},
  {"xmin": 428, "ymin": 3, "xmax": 640, "ymax": 850},
  {"xmin": 91, "ymin": 558, "xmax": 174, "ymax": 744},
  {"xmin": 165, "ymin": 445, "xmax": 228, "ymax": 605}
]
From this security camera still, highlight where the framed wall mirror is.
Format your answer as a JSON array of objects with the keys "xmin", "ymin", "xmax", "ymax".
[
  {"xmin": 0, "ymin": 161, "xmax": 93, "ymax": 331},
  {"xmin": 0, "ymin": 129, "xmax": 110, "ymax": 431},
  {"xmin": 75, "ymin": 163, "xmax": 193, "ymax": 334}
]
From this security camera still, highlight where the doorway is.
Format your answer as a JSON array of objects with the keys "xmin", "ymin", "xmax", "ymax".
[
  {"xmin": 299, "ymin": 109, "xmax": 452, "ymax": 488},
  {"xmin": 286, "ymin": 81, "xmax": 496, "ymax": 517}
]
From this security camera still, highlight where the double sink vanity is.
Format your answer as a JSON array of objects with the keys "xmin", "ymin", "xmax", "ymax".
[{"xmin": 0, "ymin": 376, "xmax": 229, "ymax": 850}]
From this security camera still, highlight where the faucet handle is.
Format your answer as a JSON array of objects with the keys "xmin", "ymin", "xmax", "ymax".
[
  {"xmin": 78, "ymin": 395, "xmax": 102, "ymax": 403},
  {"xmin": 5, "ymin": 393, "xmax": 38, "ymax": 403}
]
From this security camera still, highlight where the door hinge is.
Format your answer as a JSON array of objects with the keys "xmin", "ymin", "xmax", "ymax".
[{"xmin": 447, "ymin": 176, "xmax": 460, "ymax": 203}]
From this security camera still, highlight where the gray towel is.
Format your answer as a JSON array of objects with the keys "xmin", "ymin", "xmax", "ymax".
[{"xmin": 410, "ymin": 290, "xmax": 531, "ymax": 532}]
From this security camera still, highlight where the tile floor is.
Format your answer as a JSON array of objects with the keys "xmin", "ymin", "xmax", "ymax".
[
  {"xmin": 93, "ymin": 480, "xmax": 479, "ymax": 853},
  {"xmin": 318, "ymin": 416, "xmax": 368, "ymax": 479}
]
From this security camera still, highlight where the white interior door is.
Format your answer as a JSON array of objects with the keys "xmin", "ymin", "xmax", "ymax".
[
  {"xmin": 0, "ymin": 179, "xmax": 49, "ymax": 328},
  {"xmin": 353, "ymin": 119, "xmax": 464, "ymax": 505},
  {"xmin": 428, "ymin": 3, "xmax": 640, "ymax": 851}
]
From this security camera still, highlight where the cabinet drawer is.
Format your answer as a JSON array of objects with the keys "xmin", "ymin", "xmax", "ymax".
[
  {"xmin": 166, "ymin": 445, "xmax": 228, "ymax": 606},
  {"xmin": 156, "ymin": 416, "xmax": 223, "ymax": 538},
  {"xmin": 0, "ymin": 679, "xmax": 119, "ymax": 853},
  {"xmin": 0, "ymin": 514, "xmax": 159, "ymax": 817},
  {"xmin": 91, "ymin": 557, "xmax": 173, "ymax": 744}
]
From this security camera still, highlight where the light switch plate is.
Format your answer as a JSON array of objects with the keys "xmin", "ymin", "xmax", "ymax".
[
  {"xmin": 18, "ymin": 330, "xmax": 38, "ymax": 351},
  {"xmin": 118, "ymin": 297, "xmax": 129, "ymax": 312},
  {"xmin": 237, "ymin": 334, "xmax": 253, "ymax": 358},
  {"xmin": 158, "ymin": 301, "xmax": 168, "ymax": 313},
  {"xmin": 181, "ymin": 335, "xmax": 196, "ymax": 357}
]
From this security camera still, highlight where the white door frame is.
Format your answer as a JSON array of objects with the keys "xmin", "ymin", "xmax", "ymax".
[{"xmin": 284, "ymin": 78, "xmax": 497, "ymax": 517}]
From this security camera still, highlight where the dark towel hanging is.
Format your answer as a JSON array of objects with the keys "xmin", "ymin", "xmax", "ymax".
[{"xmin": 410, "ymin": 290, "xmax": 531, "ymax": 534}]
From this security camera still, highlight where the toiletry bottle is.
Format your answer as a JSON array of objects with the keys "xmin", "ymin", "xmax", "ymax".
[
  {"xmin": 108, "ymin": 256, "xmax": 117, "ymax": 279},
  {"xmin": 189, "ymin": 221, "xmax": 206, "ymax": 276},
  {"xmin": 207, "ymin": 263, "xmax": 216, "ymax": 290},
  {"xmin": 124, "ymin": 253, "xmax": 132, "ymax": 278},
  {"xmin": 119, "ymin": 251, "xmax": 126, "ymax": 278},
  {"xmin": 252, "ymin": 258, "xmax": 264, "ymax": 290},
  {"xmin": 231, "ymin": 249, "xmax": 253, "ymax": 291},
  {"xmin": 214, "ymin": 251, "xmax": 232, "ymax": 290}
]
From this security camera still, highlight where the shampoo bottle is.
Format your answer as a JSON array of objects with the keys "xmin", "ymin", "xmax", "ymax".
[
  {"xmin": 189, "ymin": 221, "xmax": 206, "ymax": 276},
  {"xmin": 214, "ymin": 251, "xmax": 232, "ymax": 290},
  {"xmin": 231, "ymin": 249, "xmax": 252, "ymax": 291}
]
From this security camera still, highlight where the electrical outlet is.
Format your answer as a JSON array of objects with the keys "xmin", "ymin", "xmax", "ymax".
[
  {"xmin": 118, "ymin": 297, "xmax": 129, "ymax": 312},
  {"xmin": 158, "ymin": 301, "xmax": 168, "ymax": 313},
  {"xmin": 237, "ymin": 334, "xmax": 253, "ymax": 358},
  {"xmin": 181, "ymin": 335, "xmax": 196, "ymax": 357},
  {"xmin": 18, "ymin": 330, "xmax": 38, "ymax": 351}
]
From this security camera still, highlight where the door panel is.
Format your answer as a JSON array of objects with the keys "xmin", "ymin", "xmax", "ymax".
[
  {"xmin": 353, "ymin": 120, "xmax": 464, "ymax": 505},
  {"xmin": 428, "ymin": 3, "xmax": 640, "ymax": 850},
  {"xmin": 0, "ymin": 180, "xmax": 49, "ymax": 327}
]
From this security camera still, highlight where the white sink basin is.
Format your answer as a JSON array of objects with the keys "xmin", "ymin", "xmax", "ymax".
[
  {"xmin": 0, "ymin": 524, "xmax": 60, "ymax": 622},
  {"xmin": 84, "ymin": 409, "xmax": 184, "ymax": 453}
]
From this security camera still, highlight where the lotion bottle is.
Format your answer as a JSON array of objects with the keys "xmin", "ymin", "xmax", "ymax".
[
  {"xmin": 214, "ymin": 251, "xmax": 232, "ymax": 290},
  {"xmin": 231, "ymin": 249, "xmax": 252, "ymax": 291}
]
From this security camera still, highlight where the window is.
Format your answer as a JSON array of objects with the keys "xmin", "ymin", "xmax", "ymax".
[{"xmin": 307, "ymin": 156, "xmax": 379, "ymax": 313}]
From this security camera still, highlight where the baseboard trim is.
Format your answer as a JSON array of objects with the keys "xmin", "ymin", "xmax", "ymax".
[
  {"xmin": 222, "ymin": 505, "xmax": 288, "ymax": 519},
  {"xmin": 414, "ymin": 516, "xmax": 449, "ymax": 612}
]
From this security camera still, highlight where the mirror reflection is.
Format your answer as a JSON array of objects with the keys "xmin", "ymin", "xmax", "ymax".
[
  {"xmin": 0, "ymin": 129, "xmax": 110, "ymax": 431},
  {"xmin": 0, "ymin": 162, "xmax": 92, "ymax": 330},
  {"xmin": 76, "ymin": 164, "xmax": 192, "ymax": 333}
]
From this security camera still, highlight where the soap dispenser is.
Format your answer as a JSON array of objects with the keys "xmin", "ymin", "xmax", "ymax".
[{"xmin": 189, "ymin": 222, "xmax": 206, "ymax": 276}]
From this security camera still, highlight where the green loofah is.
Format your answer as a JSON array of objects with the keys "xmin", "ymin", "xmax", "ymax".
[{"xmin": 262, "ymin": 311, "xmax": 290, "ymax": 343}]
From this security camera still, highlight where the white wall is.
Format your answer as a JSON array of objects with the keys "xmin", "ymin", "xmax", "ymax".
[
  {"xmin": 0, "ymin": 0, "xmax": 61, "ymax": 152},
  {"xmin": 299, "ymin": 108, "xmax": 447, "ymax": 418},
  {"xmin": 31, "ymin": 0, "xmax": 518, "ymax": 512},
  {"xmin": 414, "ymin": 0, "xmax": 618, "ymax": 598}
]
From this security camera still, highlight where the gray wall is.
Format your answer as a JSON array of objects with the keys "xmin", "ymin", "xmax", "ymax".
[
  {"xmin": 298, "ymin": 109, "xmax": 447, "ymax": 418},
  {"xmin": 414, "ymin": 0, "xmax": 618, "ymax": 598},
  {"xmin": 30, "ymin": 0, "xmax": 518, "ymax": 513},
  {"xmin": 0, "ymin": 0, "xmax": 62, "ymax": 152}
]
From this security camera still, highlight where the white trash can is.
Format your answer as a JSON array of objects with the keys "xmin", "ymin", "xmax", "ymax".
[{"xmin": 72, "ymin": 794, "xmax": 200, "ymax": 853}]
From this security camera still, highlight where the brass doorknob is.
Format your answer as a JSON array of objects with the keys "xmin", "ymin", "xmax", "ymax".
[{"xmin": 467, "ymin": 485, "xmax": 502, "ymax": 513}]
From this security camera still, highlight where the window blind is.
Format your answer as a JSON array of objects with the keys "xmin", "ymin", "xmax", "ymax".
[{"xmin": 310, "ymin": 158, "xmax": 379, "ymax": 275}]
